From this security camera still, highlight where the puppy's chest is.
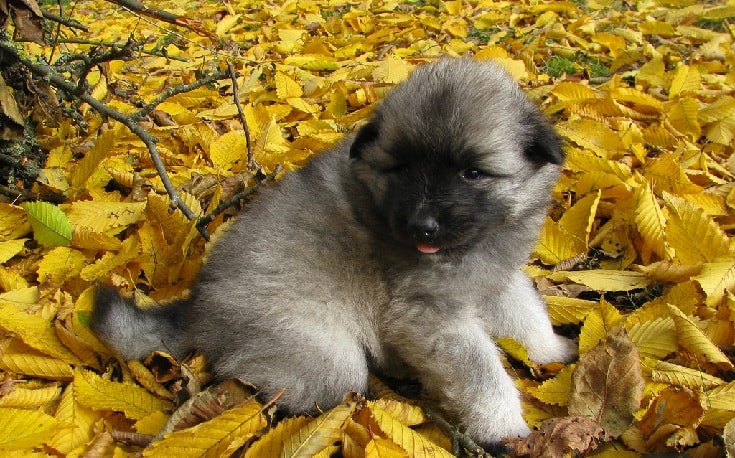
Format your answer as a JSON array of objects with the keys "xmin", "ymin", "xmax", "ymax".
[{"xmin": 385, "ymin": 262, "xmax": 504, "ymax": 313}]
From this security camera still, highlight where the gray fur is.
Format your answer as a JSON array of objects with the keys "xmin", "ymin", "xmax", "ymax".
[{"xmin": 92, "ymin": 57, "xmax": 577, "ymax": 445}]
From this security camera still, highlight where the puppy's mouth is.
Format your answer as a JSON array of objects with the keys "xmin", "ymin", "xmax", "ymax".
[{"xmin": 416, "ymin": 243, "xmax": 442, "ymax": 254}]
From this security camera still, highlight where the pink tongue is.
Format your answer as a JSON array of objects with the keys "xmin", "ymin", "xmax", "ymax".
[{"xmin": 416, "ymin": 244, "xmax": 441, "ymax": 254}]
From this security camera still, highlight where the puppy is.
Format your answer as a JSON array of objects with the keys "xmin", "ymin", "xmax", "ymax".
[{"xmin": 92, "ymin": 57, "xmax": 577, "ymax": 445}]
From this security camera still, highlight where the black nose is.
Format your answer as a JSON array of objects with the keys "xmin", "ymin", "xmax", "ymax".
[{"xmin": 408, "ymin": 215, "xmax": 440, "ymax": 240}]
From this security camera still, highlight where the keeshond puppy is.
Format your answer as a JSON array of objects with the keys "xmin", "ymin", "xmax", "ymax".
[{"xmin": 92, "ymin": 57, "xmax": 577, "ymax": 445}]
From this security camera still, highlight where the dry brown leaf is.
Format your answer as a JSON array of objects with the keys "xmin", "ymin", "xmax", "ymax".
[
  {"xmin": 505, "ymin": 416, "xmax": 610, "ymax": 458},
  {"xmin": 568, "ymin": 332, "xmax": 644, "ymax": 437}
]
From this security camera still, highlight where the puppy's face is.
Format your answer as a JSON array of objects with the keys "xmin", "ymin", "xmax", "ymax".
[{"xmin": 350, "ymin": 59, "xmax": 563, "ymax": 255}]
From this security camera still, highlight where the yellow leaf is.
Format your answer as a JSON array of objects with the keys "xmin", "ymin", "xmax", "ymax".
[
  {"xmin": 442, "ymin": 17, "xmax": 468, "ymax": 38},
  {"xmin": 704, "ymin": 115, "xmax": 735, "ymax": 145},
  {"xmin": 144, "ymin": 400, "xmax": 267, "ymax": 458},
  {"xmin": 551, "ymin": 81, "xmax": 596, "ymax": 102},
  {"xmin": 47, "ymin": 383, "xmax": 98, "ymax": 454},
  {"xmin": 694, "ymin": 261, "xmax": 735, "ymax": 308},
  {"xmin": 277, "ymin": 399, "xmax": 358, "ymax": 457},
  {"xmin": 666, "ymin": 97, "xmax": 701, "ymax": 139},
  {"xmin": 556, "ymin": 118, "xmax": 626, "ymax": 157},
  {"xmin": 544, "ymin": 296, "xmax": 598, "ymax": 325},
  {"xmin": 705, "ymin": 381, "xmax": 735, "ymax": 411},
  {"xmin": 0, "ymin": 342, "xmax": 73, "ymax": 380},
  {"xmin": 74, "ymin": 368, "xmax": 173, "ymax": 420},
  {"xmin": 443, "ymin": 0, "xmax": 462, "ymax": 15},
  {"xmin": 0, "ymin": 203, "xmax": 31, "ymax": 241},
  {"xmin": 564, "ymin": 147, "xmax": 633, "ymax": 180},
  {"xmin": 215, "ymin": 13, "xmax": 241, "ymax": 37},
  {"xmin": 626, "ymin": 317, "xmax": 677, "ymax": 359},
  {"xmin": 633, "ymin": 183, "xmax": 672, "ymax": 260},
  {"xmin": 0, "ymin": 407, "xmax": 64, "ymax": 451},
  {"xmin": 526, "ymin": 363, "xmax": 575, "ymax": 406},
  {"xmin": 492, "ymin": 58, "xmax": 528, "ymax": 80},
  {"xmin": 535, "ymin": 217, "xmax": 582, "ymax": 265},
  {"xmin": 283, "ymin": 55, "xmax": 340, "ymax": 71},
  {"xmin": 244, "ymin": 417, "xmax": 312, "ymax": 458},
  {"xmin": 639, "ymin": 21, "xmax": 676, "ymax": 36},
  {"xmin": 36, "ymin": 246, "xmax": 88, "ymax": 287},
  {"xmin": 637, "ymin": 58, "xmax": 670, "ymax": 89},
  {"xmin": 662, "ymin": 192, "xmax": 731, "ymax": 264},
  {"xmin": 578, "ymin": 300, "xmax": 623, "ymax": 354},
  {"xmin": 0, "ymin": 302, "xmax": 81, "ymax": 364},
  {"xmin": 69, "ymin": 129, "xmax": 114, "ymax": 190},
  {"xmin": 0, "ymin": 238, "xmax": 27, "ymax": 263},
  {"xmin": 549, "ymin": 269, "xmax": 652, "ymax": 292},
  {"xmin": 497, "ymin": 337, "xmax": 532, "ymax": 367},
  {"xmin": 365, "ymin": 437, "xmax": 409, "ymax": 458},
  {"xmin": 369, "ymin": 402, "xmax": 454, "ymax": 458},
  {"xmin": 644, "ymin": 154, "xmax": 703, "ymax": 195},
  {"xmin": 276, "ymin": 71, "xmax": 304, "ymax": 99},
  {"xmin": 0, "ymin": 384, "xmax": 61, "ymax": 408},
  {"xmin": 287, "ymin": 97, "xmax": 321, "ymax": 115},
  {"xmin": 0, "ymin": 286, "xmax": 39, "ymax": 304},
  {"xmin": 699, "ymin": 96, "xmax": 735, "ymax": 124},
  {"xmin": 634, "ymin": 262, "xmax": 702, "ymax": 283},
  {"xmin": 72, "ymin": 226, "xmax": 122, "ymax": 251},
  {"xmin": 592, "ymin": 32, "xmax": 627, "ymax": 57},
  {"xmin": 642, "ymin": 358, "xmax": 724, "ymax": 390},
  {"xmin": 80, "ymin": 234, "xmax": 140, "ymax": 282},
  {"xmin": 372, "ymin": 56, "xmax": 410, "ymax": 84},
  {"xmin": 127, "ymin": 360, "xmax": 175, "ymax": 401},
  {"xmin": 611, "ymin": 87, "xmax": 663, "ymax": 116},
  {"xmin": 209, "ymin": 131, "xmax": 248, "ymax": 171},
  {"xmin": 138, "ymin": 222, "xmax": 183, "ymax": 286},
  {"xmin": 64, "ymin": 201, "xmax": 146, "ymax": 233},
  {"xmin": 667, "ymin": 304, "xmax": 734, "ymax": 368},
  {"xmin": 669, "ymin": 64, "xmax": 701, "ymax": 98},
  {"xmin": 559, "ymin": 191, "xmax": 600, "ymax": 247},
  {"xmin": 0, "ymin": 267, "xmax": 28, "ymax": 291},
  {"xmin": 372, "ymin": 399, "xmax": 426, "ymax": 427},
  {"xmin": 135, "ymin": 410, "xmax": 170, "ymax": 436}
]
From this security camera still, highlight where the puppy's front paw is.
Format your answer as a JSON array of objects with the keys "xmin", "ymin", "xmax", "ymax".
[
  {"xmin": 464, "ymin": 403, "xmax": 531, "ymax": 445},
  {"xmin": 528, "ymin": 334, "xmax": 578, "ymax": 364}
]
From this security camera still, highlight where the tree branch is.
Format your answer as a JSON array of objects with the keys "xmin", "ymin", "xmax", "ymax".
[
  {"xmin": 0, "ymin": 40, "xmax": 210, "ymax": 240},
  {"xmin": 105, "ymin": 0, "xmax": 217, "ymax": 41},
  {"xmin": 41, "ymin": 10, "xmax": 89, "ymax": 32},
  {"xmin": 226, "ymin": 62, "xmax": 254, "ymax": 169},
  {"xmin": 133, "ymin": 69, "xmax": 231, "ymax": 121}
]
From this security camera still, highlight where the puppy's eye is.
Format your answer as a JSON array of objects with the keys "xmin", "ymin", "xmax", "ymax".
[
  {"xmin": 387, "ymin": 164, "xmax": 410, "ymax": 174},
  {"xmin": 461, "ymin": 168, "xmax": 484, "ymax": 180}
]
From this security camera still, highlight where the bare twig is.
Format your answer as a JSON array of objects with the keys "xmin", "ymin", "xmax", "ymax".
[
  {"xmin": 226, "ymin": 62, "xmax": 254, "ymax": 169},
  {"xmin": 56, "ymin": 38, "xmax": 188, "ymax": 61},
  {"xmin": 41, "ymin": 10, "xmax": 89, "ymax": 32},
  {"xmin": 134, "ymin": 69, "xmax": 231, "ymax": 121},
  {"xmin": 423, "ymin": 405, "xmax": 492, "ymax": 458},
  {"xmin": 196, "ymin": 165, "xmax": 282, "ymax": 230},
  {"xmin": 106, "ymin": 0, "xmax": 217, "ymax": 40}
]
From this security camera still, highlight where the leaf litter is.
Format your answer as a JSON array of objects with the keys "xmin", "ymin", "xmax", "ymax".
[{"xmin": 1, "ymin": 0, "xmax": 735, "ymax": 456}]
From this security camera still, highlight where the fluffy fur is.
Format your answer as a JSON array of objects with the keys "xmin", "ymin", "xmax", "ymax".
[{"xmin": 92, "ymin": 57, "xmax": 577, "ymax": 445}]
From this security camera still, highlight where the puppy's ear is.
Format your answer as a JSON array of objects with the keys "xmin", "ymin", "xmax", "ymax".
[
  {"xmin": 349, "ymin": 119, "xmax": 380, "ymax": 159},
  {"xmin": 526, "ymin": 118, "xmax": 564, "ymax": 165}
]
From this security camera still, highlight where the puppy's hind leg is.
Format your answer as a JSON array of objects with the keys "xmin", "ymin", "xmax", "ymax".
[{"xmin": 218, "ymin": 324, "xmax": 370, "ymax": 415}]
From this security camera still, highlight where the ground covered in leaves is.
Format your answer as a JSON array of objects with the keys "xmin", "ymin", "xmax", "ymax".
[{"xmin": 1, "ymin": 0, "xmax": 735, "ymax": 456}]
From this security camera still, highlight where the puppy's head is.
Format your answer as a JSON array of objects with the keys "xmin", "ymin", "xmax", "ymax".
[{"xmin": 350, "ymin": 58, "xmax": 563, "ymax": 256}]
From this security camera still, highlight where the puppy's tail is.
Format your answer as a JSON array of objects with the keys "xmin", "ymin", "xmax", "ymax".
[{"xmin": 91, "ymin": 285, "xmax": 189, "ymax": 360}]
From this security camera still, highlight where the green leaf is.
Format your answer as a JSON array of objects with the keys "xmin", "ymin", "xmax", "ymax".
[{"xmin": 21, "ymin": 201, "xmax": 72, "ymax": 248}]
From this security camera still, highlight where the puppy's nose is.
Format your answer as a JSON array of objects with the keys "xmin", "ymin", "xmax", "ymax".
[{"xmin": 409, "ymin": 215, "xmax": 440, "ymax": 240}]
